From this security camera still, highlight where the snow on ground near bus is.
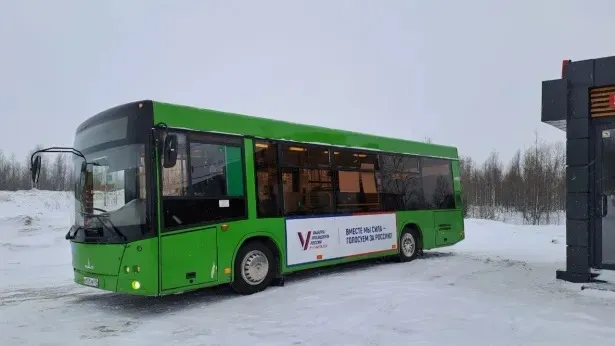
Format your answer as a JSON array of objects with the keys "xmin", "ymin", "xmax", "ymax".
[
  {"xmin": 2, "ymin": 190, "xmax": 615, "ymax": 346},
  {"xmin": 466, "ymin": 206, "xmax": 567, "ymax": 226}
]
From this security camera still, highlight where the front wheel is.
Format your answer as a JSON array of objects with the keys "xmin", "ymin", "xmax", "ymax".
[
  {"xmin": 399, "ymin": 228, "xmax": 420, "ymax": 262},
  {"xmin": 231, "ymin": 241, "xmax": 275, "ymax": 295}
]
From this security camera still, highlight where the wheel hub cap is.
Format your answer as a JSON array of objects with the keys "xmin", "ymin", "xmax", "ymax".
[
  {"xmin": 241, "ymin": 250, "xmax": 269, "ymax": 285},
  {"xmin": 402, "ymin": 233, "xmax": 415, "ymax": 257}
]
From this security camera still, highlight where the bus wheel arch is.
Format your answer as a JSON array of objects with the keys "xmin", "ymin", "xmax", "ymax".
[
  {"xmin": 230, "ymin": 235, "xmax": 281, "ymax": 295},
  {"xmin": 399, "ymin": 223, "xmax": 422, "ymax": 262}
]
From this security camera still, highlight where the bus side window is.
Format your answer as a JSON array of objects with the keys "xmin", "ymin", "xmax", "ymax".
[
  {"xmin": 161, "ymin": 133, "xmax": 190, "ymax": 197},
  {"xmin": 279, "ymin": 144, "xmax": 333, "ymax": 216},
  {"xmin": 254, "ymin": 140, "xmax": 281, "ymax": 217},
  {"xmin": 378, "ymin": 154, "xmax": 424, "ymax": 211},
  {"xmin": 160, "ymin": 132, "xmax": 248, "ymax": 230},
  {"xmin": 421, "ymin": 158, "xmax": 454, "ymax": 209},
  {"xmin": 333, "ymin": 150, "xmax": 380, "ymax": 213}
]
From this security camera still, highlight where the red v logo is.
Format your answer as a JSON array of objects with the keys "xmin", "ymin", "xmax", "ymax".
[{"xmin": 297, "ymin": 231, "xmax": 312, "ymax": 250}]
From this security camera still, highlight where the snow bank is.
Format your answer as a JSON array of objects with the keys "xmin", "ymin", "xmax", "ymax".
[
  {"xmin": 0, "ymin": 189, "xmax": 72, "ymax": 219},
  {"xmin": 0, "ymin": 189, "xmax": 73, "ymax": 288},
  {"xmin": 451, "ymin": 218, "xmax": 566, "ymax": 264},
  {"xmin": 466, "ymin": 207, "xmax": 566, "ymax": 226}
]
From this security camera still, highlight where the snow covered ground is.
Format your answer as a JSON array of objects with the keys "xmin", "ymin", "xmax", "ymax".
[
  {"xmin": 465, "ymin": 206, "xmax": 566, "ymax": 226},
  {"xmin": 2, "ymin": 190, "xmax": 615, "ymax": 346}
]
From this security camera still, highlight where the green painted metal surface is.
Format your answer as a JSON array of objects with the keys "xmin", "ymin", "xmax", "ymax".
[
  {"xmin": 152, "ymin": 101, "xmax": 459, "ymax": 160},
  {"xmin": 68, "ymin": 100, "xmax": 464, "ymax": 297},
  {"xmin": 71, "ymin": 238, "xmax": 159, "ymax": 296},
  {"xmin": 160, "ymin": 227, "xmax": 218, "ymax": 290}
]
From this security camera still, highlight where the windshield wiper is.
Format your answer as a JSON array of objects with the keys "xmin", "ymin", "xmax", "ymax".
[
  {"xmin": 79, "ymin": 211, "xmax": 128, "ymax": 241},
  {"xmin": 65, "ymin": 224, "xmax": 101, "ymax": 240},
  {"xmin": 66, "ymin": 225, "xmax": 82, "ymax": 240}
]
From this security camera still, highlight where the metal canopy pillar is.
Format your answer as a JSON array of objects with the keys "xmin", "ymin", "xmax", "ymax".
[{"xmin": 541, "ymin": 56, "xmax": 615, "ymax": 283}]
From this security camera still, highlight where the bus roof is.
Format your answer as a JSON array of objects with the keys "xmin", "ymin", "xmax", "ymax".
[{"xmin": 151, "ymin": 100, "xmax": 459, "ymax": 160}]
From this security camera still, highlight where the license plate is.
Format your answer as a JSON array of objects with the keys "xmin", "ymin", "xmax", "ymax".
[{"xmin": 83, "ymin": 276, "xmax": 99, "ymax": 287}]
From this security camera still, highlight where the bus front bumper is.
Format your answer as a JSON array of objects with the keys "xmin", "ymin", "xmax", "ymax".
[
  {"xmin": 70, "ymin": 238, "xmax": 159, "ymax": 296},
  {"xmin": 73, "ymin": 269, "xmax": 156, "ymax": 296}
]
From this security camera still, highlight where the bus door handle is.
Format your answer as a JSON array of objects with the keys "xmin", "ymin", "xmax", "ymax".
[{"xmin": 602, "ymin": 194, "xmax": 608, "ymax": 217}]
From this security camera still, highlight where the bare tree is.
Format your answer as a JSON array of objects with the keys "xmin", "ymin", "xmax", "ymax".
[
  {"xmin": 459, "ymin": 132, "xmax": 566, "ymax": 225},
  {"xmin": 0, "ymin": 145, "xmax": 73, "ymax": 192}
]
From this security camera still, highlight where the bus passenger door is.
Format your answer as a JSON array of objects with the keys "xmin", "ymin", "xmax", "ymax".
[
  {"xmin": 157, "ymin": 130, "xmax": 247, "ymax": 292},
  {"xmin": 160, "ymin": 225, "xmax": 218, "ymax": 291},
  {"xmin": 157, "ymin": 131, "xmax": 223, "ymax": 292}
]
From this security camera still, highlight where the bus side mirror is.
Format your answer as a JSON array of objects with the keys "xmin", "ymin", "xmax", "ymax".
[
  {"xmin": 163, "ymin": 134, "xmax": 178, "ymax": 168},
  {"xmin": 30, "ymin": 155, "xmax": 41, "ymax": 185}
]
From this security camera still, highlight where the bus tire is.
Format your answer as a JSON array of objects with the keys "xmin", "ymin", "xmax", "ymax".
[
  {"xmin": 399, "ymin": 227, "xmax": 420, "ymax": 262},
  {"xmin": 230, "ymin": 240, "xmax": 275, "ymax": 295}
]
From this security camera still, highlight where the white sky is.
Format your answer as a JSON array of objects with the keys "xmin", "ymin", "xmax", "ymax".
[{"xmin": 2, "ymin": 0, "xmax": 615, "ymax": 163}]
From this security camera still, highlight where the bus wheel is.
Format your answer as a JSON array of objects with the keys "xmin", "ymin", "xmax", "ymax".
[
  {"xmin": 231, "ymin": 241, "xmax": 275, "ymax": 295},
  {"xmin": 399, "ymin": 228, "xmax": 419, "ymax": 262}
]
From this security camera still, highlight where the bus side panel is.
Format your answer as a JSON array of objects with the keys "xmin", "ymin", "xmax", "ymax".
[
  {"xmin": 434, "ymin": 210, "xmax": 464, "ymax": 247},
  {"xmin": 216, "ymin": 219, "xmax": 286, "ymax": 283},
  {"xmin": 449, "ymin": 159, "xmax": 465, "ymax": 243},
  {"xmin": 117, "ymin": 237, "xmax": 160, "ymax": 295},
  {"xmin": 450, "ymin": 160, "xmax": 463, "ymax": 210},
  {"xmin": 243, "ymin": 138, "xmax": 258, "ymax": 221},
  {"xmin": 395, "ymin": 210, "xmax": 438, "ymax": 250},
  {"xmin": 160, "ymin": 227, "xmax": 218, "ymax": 290}
]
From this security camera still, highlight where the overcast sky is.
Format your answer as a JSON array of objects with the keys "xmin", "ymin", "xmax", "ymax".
[{"xmin": 2, "ymin": 0, "xmax": 615, "ymax": 164}]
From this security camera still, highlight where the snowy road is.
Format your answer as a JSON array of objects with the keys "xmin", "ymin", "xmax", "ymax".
[{"xmin": 2, "ymin": 190, "xmax": 615, "ymax": 346}]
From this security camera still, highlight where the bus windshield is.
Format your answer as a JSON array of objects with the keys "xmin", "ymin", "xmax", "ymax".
[{"xmin": 70, "ymin": 118, "xmax": 150, "ymax": 243}]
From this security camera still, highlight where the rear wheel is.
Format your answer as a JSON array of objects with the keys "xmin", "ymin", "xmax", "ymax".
[
  {"xmin": 399, "ymin": 228, "xmax": 420, "ymax": 262},
  {"xmin": 231, "ymin": 241, "xmax": 275, "ymax": 295}
]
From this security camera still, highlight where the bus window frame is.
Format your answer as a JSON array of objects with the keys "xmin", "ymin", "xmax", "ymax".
[
  {"xmin": 251, "ymin": 137, "xmax": 459, "ymax": 218},
  {"xmin": 158, "ymin": 127, "xmax": 249, "ymax": 232}
]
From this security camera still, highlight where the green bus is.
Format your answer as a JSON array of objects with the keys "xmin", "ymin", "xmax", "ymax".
[{"xmin": 30, "ymin": 100, "xmax": 465, "ymax": 296}]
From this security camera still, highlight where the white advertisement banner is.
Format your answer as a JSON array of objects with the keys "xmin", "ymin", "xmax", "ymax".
[{"xmin": 285, "ymin": 213, "xmax": 398, "ymax": 266}]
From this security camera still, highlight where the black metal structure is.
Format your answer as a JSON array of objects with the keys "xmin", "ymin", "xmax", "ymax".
[{"xmin": 542, "ymin": 56, "xmax": 615, "ymax": 283}]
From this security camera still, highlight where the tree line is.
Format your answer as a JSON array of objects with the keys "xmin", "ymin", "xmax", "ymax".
[
  {"xmin": 459, "ymin": 133, "xmax": 566, "ymax": 225},
  {"xmin": 0, "ymin": 146, "xmax": 73, "ymax": 192},
  {"xmin": 1, "ymin": 134, "xmax": 566, "ymax": 225}
]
